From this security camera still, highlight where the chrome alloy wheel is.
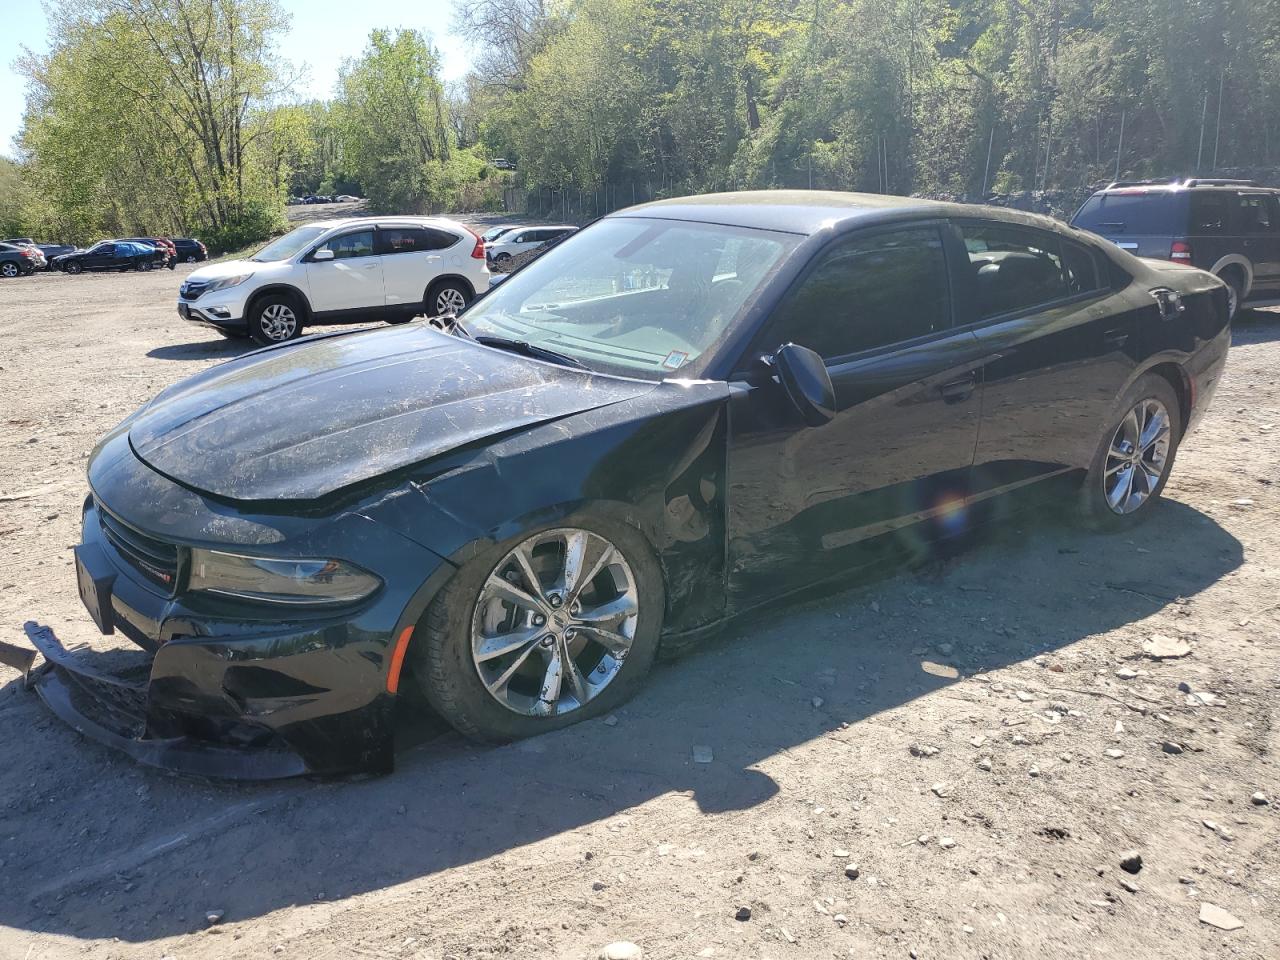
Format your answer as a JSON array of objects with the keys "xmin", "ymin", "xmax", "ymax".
[
  {"xmin": 435, "ymin": 286, "xmax": 467, "ymax": 315},
  {"xmin": 1103, "ymin": 397, "xmax": 1172, "ymax": 515},
  {"xmin": 0, "ymin": 262, "xmax": 17, "ymax": 278},
  {"xmin": 471, "ymin": 528, "xmax": 639, "ymax": 717},
  {"xmin": 259, "ymin": 302, "xmax": 297, "ymax": 341}
]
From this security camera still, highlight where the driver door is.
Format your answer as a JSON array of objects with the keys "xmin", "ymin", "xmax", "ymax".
[
  {"xmin": 304, "ymin": 230, "xmax": 385, "ymax": 315},
  {"xmin": 725, "ymin": 223, "xmax": 986, "ymax": 608}
]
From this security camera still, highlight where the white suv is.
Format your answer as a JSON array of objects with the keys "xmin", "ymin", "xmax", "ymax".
[{"xmin": 177, "ymin": 217, "xmax": 490, "ymax": 345}]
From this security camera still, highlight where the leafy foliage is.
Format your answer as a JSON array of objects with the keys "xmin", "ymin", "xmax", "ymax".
[{"xmin": 463, "ymin": 0, "xmax": 1280, "ymax": 198}]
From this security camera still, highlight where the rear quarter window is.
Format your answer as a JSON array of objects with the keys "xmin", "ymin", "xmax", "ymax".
[{"xmin": 1073, "ymin": 193, "xmax": 1187, "ymax": 235}]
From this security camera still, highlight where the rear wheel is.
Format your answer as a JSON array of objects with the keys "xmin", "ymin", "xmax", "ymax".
[
  {"xmin": 412, "ymin": 518, "xmax": 664, "ymax": 742},
  {"xmin": 1219, "ymin": 267, "xmax": 1245, "ymax": 319},
  {"xmin": 425, "ymin": 279, "xmax": 471, "ymax": 318},
  {"xmin": 1080, "ymin": 373, "xmax": 1181, "ymax": 529},
  {"xmin": 248, "ymin": 294, "xmax": 303, "ymax": 346}
]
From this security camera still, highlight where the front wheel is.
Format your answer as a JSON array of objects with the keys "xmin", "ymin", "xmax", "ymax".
[
  {"xmin": 0, "ymin": 262, "xmax": 18, "ymax": 278},
  {"xmin": 65, "ymin": 261, "xmax": 83, "ymax": 275},
  {"xmin": 137, "ymin": 260, "xmax": 152, "ymax": 272},
  {"xmin": 248, "ymin": 294, "xmax": 303, "ymax": 346},
  {"xmin": 1080, "ymin": 373, "xmax": 1182, "ymax": 529},
  {"xmin": 412, "ymin": 520, "xmax": 664, "ymax": 742}
]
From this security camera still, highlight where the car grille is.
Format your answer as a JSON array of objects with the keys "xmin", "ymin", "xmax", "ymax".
[
  {"xmin": 99, "ymin": 508, "xmax": 180, "ymax": 590},
  {"xmin": 179, "ymin": 280, "xmax": 208, "ymax": 301}
]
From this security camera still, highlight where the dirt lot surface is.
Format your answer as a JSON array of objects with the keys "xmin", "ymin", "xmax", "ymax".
[{"xmin": 0, "ymin": 261, "xmax": 1277, "ymax": 960}]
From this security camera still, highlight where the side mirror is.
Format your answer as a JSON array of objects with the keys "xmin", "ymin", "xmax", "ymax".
[
  {"xmin": 772, "ymin": 343, "xmax": 836, "ymax": 427},
  {"xmin": 312, "ymin": 248, "xmax": 334, "ymax": 262}
]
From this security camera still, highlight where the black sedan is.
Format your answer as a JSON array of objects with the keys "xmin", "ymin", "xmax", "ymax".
[
  {"xmin": 54, "ymin": 241, "xmax": 157, "ymax": 274},
  {"xmin": 27, "ymin": 191, "xmax": 1229, "ymax": 777}
]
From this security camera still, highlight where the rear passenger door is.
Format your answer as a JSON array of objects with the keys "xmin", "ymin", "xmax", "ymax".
[
  {"xmin": 954, "ymin": 220, "xmax": 1138, "ymax": 495},
  {"xmin": 377, "ymin": 227, "xmax": 458, "ymax": 313},
  {"xmin": 1233, "ymin": 192, "xmax": 1280, "ymax": 297}
]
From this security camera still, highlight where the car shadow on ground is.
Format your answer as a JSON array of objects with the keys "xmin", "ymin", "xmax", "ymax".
[
  {"xmin": 145, "ymin": 338, "xmax": 256, "ymax": 361},
  {"xmin": 1233, "ymin": 307, "xmax": 1280, "ymax": 344},
  {"xmin": 0, "ymin": 498, "xmax": 1242, "ymax": 943}
]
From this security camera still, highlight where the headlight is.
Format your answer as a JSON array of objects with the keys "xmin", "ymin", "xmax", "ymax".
[
  {"xmin": 188, "ymin": 549, "xmax": 381, "ymax": 605},
  {"xmin": 203, "ymin": 273, "xmax": 253, "ymax": 294}
]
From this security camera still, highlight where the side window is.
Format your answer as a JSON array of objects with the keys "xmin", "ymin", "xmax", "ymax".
[
  {"xmin": 378, "ymin": 228, "xmax": 428, "ymax": 254},
  {"xmin": 1060, "ymin": 239, "xmax": 1104, "ymax": 296},
  {"xmin": 379, "ymin": 228, "xmax": 459, "ymax": 253},
  {"xmin": 422, "ymin": 228, "xmax": 459, "ymax": 250},
  {"xmin": 959, "ymin": 222, "xmax": 1068, "ymax": 319},
  {"xmin": 316, "ymin": 231, "xmax": 375, "ymax": 260},
  {"xmin": 1191, "ymin": 193, "xmax": 1230, "ymax": 234},
  {"xmin": 1234, "ymin": 194, "xmax": 1275, "ymax": 234},
  {"xmin": 768, "ymin": 226, "xmax": 951, "ymax": 360}
]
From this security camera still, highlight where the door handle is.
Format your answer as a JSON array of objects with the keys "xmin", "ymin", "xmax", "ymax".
[
  {"xmin": 939, "ymin": 373, "xmax": 976, "ymax": 404},
  {"xmin": 1104, "ymin": 328, "xmax": 1130, "ymax": 348}
]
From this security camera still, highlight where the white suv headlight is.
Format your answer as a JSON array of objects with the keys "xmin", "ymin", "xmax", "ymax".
[{"xmin": 203, "ymin": 273, "xmax": 254, "ymax": 294}]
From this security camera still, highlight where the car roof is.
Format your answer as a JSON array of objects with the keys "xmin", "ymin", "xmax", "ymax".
[
  {"xmin": 304, "ymin": 216, "xmax": 466, "ymax": 232},
  {"xmin": 611, "ymin": 189, "xmax": 1066, "ymax": 237}
]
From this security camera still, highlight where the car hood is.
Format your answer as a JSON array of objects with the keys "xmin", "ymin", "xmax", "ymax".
[
  {"xmin": 186, "ymin": 258, "xmax": 267, "ymax": 282},
  {"xmin": 127, "ymin": 325, "xmax": 655, "ymax": 502}
]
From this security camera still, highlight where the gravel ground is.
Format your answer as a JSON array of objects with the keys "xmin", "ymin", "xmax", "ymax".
[{"xmin": 0, "ymin": 262, "xmax": 1277, "ymax": 960}]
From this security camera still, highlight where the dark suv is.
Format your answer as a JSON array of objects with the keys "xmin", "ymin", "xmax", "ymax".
[{"xmin": 1072, "ymin": 178, "xmax": 1280, "ymax": 317}]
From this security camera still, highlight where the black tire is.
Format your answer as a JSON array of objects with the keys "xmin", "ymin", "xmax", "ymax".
[
  {"xmin": 137, "ymin": 260, "xmax": 152, "ymax": 272},
  {"xmin": 1219, "ymin": 267, "xmax": 1245, "ymax": 320},
  {"xmin": 425, "ymin": 278, "xmax": 473, "ymax": 318},
  {"xmin": 493, "ymin": 252, "xmax": 511, "ymax": 263},
  {"xmin": 412, "ymin": 514, "xmax": 665, "ymax": 742},
  {"xmin": 1079, "ymin": 373, "xmax": 1182, "ymax": 530},
  {"xmin": 247, "ymin": 293, "xmax": 304, "ymax": 346},
  {"xmin": 184, "ymin": 254, "xmax": 196, "ymax": 263},
  {"xmin": 65, "ymin": 261, "xmax": 83, "ymax": 275},
  {"xmin": 0, "ymin": 262, "xmax": 19, "ymax": 279}
]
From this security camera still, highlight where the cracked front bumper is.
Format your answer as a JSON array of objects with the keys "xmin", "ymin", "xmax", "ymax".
[{"xmin": 25, "ymin": 621, "xmax": 308, "ymax": 779}]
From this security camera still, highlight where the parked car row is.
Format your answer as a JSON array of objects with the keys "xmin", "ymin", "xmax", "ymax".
[
  {"xmin": 289, "ymin": 195, "xmax": 362, "ymax": 205},
  {"xmin": 52, "ymin": 237, "xmax": 207, "ymax": 274},
  {"xmin": 482, "ymin": 223, "xmax": 577, "ymax": 263}
]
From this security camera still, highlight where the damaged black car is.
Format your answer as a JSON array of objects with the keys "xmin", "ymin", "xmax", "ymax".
[{"xmin": 26, "ymin": 191, "xmax": 1230, "ymax": 777}]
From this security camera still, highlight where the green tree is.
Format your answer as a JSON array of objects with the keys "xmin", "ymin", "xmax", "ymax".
[
  {"xmin": 19, "ymin": 0, "xmax": 291, "ymax": 248},
  {"xmin": 335, "ymin": 29, "xmax": 459, "ymax": 213}
]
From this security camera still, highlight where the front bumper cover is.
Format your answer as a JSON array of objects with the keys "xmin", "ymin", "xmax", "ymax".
[{"xmin": 24, "ymin": 621, "xmax": 307, "ymax": 779}]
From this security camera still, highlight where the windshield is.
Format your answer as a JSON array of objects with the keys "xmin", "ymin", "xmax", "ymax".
[
  {"xmin": 461, "ymin": 217, "xmax": 799, "ymax": 379},
  {"xmin": 250, "ymin": 225, "xmax": 329, "ymax": 262},
  {"xmin": 482, "ymin": 226, "xmax": 513, "ymax": 242}
]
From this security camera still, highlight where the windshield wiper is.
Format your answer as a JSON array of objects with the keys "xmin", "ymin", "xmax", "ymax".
[{"xmin": 473, "ymin": 335, "xmax": 587, "ymax": 369}]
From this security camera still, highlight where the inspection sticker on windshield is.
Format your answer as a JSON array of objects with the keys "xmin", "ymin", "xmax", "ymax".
[{"xmin": 661, "ymin": 350, "xmax": 689, "ymax": 370}]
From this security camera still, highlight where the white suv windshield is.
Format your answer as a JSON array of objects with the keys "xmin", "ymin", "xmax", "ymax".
[
  {"xmin": 250, "ymin": 225, "xmax": 329, "ymax": 262},
  {"xmin": 461, "ymin": 217, "xmax": 799, "ymax": 378}
]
